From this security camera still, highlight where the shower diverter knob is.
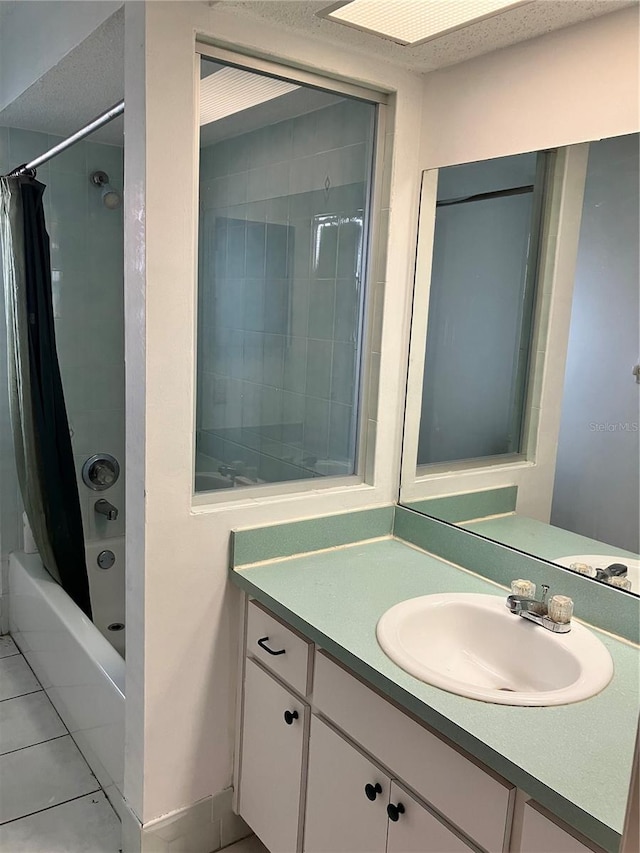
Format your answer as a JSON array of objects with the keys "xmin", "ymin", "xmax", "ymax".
[{"xmin": 82, "ymin": 454, "xmax": 120, "ymax": 491}]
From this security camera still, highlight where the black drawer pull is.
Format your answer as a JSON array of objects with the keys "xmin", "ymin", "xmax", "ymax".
[
  {"xmin": 283, "ymin": 710, "xmax": 299, "ymax": 725},
  {"xmin": 257, "ymin": 636, "xmax": 286, "ymax": 656},
  {"xmin": 365, "ymin": 783, "xmax": 382, "ymax": 801},
  {"xmin": 387, "ymin": 802, "xmax": 405, "ymax": 822}
]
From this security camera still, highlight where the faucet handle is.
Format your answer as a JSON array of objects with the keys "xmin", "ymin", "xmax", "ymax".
[
  {"xmin": 548, "ymin": 595, "xmax": 573, "ymax": 624},
  {"xmin": 510, "ymin": 579, "xmax": 536, "ymax": 598}
]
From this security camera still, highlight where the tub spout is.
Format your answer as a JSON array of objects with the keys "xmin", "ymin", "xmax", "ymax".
[{"xmin": 94, "ymin": 499, "xmax": 118, "ymax": 521}]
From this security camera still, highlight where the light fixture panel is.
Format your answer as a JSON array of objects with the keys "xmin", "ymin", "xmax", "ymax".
[
  {"xmin": 321, "ymin": 0, "xmax": 531, "ymax": 46},
  {"xmin": 200, "ymin": 66, "xmax": 299, "ymax": 126}
]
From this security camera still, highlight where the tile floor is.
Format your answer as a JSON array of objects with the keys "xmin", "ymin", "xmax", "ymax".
[
  {"xmin": 0, "ymin": 635, "xmax": 122, "ymax": 852},
  {"xmin": 0, "ymin": 635, "xmax": 267, "ymax": 853},
  {"xmin": 222, "ymin": 837, "xmax": 268, "ymax": 853}
]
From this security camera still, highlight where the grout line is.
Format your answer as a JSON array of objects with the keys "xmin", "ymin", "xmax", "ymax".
[
  {"xmin": 0, "ymin": 733, "xmax": 68, "ymax": 759},
  {"xmin": 0, "ymin": 646, "xmax": 46, "ymax": 705},
  {"xmin": 0, "ymin": 789, "xmax": 104, "ymax": 828},
  {"xmin": 0, "ymin": 648, "xmax": 74, "ymax": 738},
  {"xmin": 0, "ymin": 646, "xmax": 118, "ymax": 827},
  {"xmin": 0, "ymin": 688, "xmax": 42, "ymax": 704}
]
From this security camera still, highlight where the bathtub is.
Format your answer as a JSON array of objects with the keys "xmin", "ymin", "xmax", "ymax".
[{"xmin": 8, "ymin": 550, "xmax": 125, "ymax": 803}]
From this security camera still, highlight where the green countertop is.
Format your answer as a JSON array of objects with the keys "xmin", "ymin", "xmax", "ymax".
[
  {"xmin": 462, "ymin": 514, "xmax": 639, "ymax": 565},
  {"xmin": 231, "ymin": 537, "xmax": 639, "ymax": 852}
]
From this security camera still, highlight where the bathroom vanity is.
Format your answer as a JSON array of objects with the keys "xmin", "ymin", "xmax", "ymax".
[{"xmin": 229, "ymin": 527, "xmax": 639, "ymax": 853}]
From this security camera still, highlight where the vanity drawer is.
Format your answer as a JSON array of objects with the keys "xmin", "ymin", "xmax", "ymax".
[
  {"xmin": 247, "ymin": 600, "xmax": 312, "ymax": 696},
  {"xmin": 313, "ymin": 651, "xmax": 514, "ymax": 853}
]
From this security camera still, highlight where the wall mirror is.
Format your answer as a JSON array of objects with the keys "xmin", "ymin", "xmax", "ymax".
[{"xmin": 400, "ymin": 133, "xmax": 639, "ymax": 597}]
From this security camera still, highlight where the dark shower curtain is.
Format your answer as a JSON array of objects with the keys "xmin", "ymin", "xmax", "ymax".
[{"xmin": 1, "ymin": 176, "xmax": 92, "ymax": 618}]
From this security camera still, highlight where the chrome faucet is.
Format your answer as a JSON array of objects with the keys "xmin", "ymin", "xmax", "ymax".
[
  {"xmin": 218, "ymin": 464, "xmax": 238, "ymax": 483},
  {"xmin": 595, "ymin": 563, "xmax": 628, "ymax": 582},
  {"xmin": 94, "ymin": 499, "xmax": 118, "ymax": 521},
  {"xmin": 506, "ymin": 584, "xmax": 572, "ymax": 633}
]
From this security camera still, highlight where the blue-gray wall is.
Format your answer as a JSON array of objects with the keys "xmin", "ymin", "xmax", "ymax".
[{"xmin": 552, "ymin": 133, "xmax": 640, "ymax": 553}]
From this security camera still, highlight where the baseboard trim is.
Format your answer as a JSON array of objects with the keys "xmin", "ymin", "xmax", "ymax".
[{"xmin": 121, "ymin": 788, "xmax": 251, "ymax": 853}]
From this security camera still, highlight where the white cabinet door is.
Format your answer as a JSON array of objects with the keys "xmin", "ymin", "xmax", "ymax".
[
  {"xmin": 313, "ymin": 651, "xmax": 513, "ymax": 852},
  {"xmin": 304, "ymin": 715, "xmax": 390, "ymax": 853},
  {"xmin": 386, "ymin": 782, "xmax": 473, "ymax": 853},
  {"xmin": 239, "ymin": 659, "xmax": 308, "ymax": 853}
]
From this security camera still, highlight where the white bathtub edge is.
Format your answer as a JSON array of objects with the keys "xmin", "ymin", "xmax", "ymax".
[{"xmin": 8, "ymin": 550, "xmax": 125, "ymax": 794}]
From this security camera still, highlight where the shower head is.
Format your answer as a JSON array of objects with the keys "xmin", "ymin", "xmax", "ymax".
[{"xmin": 90, "ymin": 170, "xmax": 121, "ymax": 209}]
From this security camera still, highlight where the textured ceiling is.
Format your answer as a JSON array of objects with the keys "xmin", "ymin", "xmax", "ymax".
[
  {"xmin": 218, "ymin": 0, "xmax": 637, "ymax": 73},
  {"xmin": 0, "ymin": 0, "xmax": 636, "ymax": 148},
  {"xmin": 0, "ymin": 7, "xmax": 124, "ymax": 145}
]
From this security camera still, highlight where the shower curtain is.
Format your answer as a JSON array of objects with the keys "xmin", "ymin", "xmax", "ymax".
[{"xmin": 0, "ymin": 176, "xmax": 92, "ymax": 618}]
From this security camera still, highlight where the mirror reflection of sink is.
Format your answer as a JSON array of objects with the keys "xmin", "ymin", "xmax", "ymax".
[
  {"xmin": 194, "ymin": 472, "xmax": 235, "ymax": 490},
  {"xmin": 376, "ymin": 594, "xmax": 613, "ymax": 706},
  {"xmin": 313, "ymin": 459, "xmax": 352, "ymax": 477},
  {"xmin": 554, "ymin": 554, "xmax": 640, "ymax": 590}
]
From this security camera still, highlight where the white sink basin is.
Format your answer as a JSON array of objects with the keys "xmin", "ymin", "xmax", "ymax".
[
  {"xmin": 553, "ymin": 554, "xmax": 639, "ymax": 591},
  {"xmin": 376, "ymin": 593, "xmax": 613, "ymax": 706}
]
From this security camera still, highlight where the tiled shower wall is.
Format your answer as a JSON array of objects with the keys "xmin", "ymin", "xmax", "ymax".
[
  {"xmin": 197, "ymin": 99, "xmax": 374, "ymax": 482},
  {"xmin": 0, "ymin": 127, "xmax": 125, "ymax": 602}
]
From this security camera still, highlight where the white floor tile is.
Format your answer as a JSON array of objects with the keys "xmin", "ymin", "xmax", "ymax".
[
  {"xmin": 0, "ymin": 791, "xmax": 121, "ymax": 852},
  {"xmin": 0, "ymin": 691, "xmax": 67, "ymax": 756},
  {"xmin": 221, "ymin": 836, "xmax": 269, "ymax": 853},
  {"xmin": 0, "ymin": 637, "xmax": 19, "ymax": 659},
  {"xmin": 0, "ymin": 735, "xmax": 100, "ymax": 824},
  {"xmin": 0, "ymin": 655, "xmax": 40, "ymax": 701}
]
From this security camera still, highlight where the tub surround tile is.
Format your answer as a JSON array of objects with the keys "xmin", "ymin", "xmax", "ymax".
[
  {"xmin": 1, "ymin": 126, "xmax": 126, "ymax": 575},
  {"xmin": 0, "ymin": 654, "xmax": 41, "ymax": 701},
  {"xmin": 231, "ymin": 506, "xmax": 394, "ymax": 567},
  {"xmin": 0, "ymin": 791, "xmax": 121, "ymax": 853},
  {"xmin": 0, "ymin": 735, "xmax": 100, "ymax": 824},
  {"xmin": 0, "ymin": 691, "xmax": 66, "ymax": 755},
  {"xmin": 0, "ymin": 635, "xmax": 19, "ymax": 658}
]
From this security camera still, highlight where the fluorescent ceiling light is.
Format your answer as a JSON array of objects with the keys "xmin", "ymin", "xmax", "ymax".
[
  {"xmin": 321, "ymin": 0, "xmax": 531, "ymax": 46},
  {"xmin": 200, "ymin": 67, "xmax": 299, "ymax": 126}
]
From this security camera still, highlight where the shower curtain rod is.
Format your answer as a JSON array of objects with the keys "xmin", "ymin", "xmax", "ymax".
[{"xmin": 3, "ymin": 100, "xmax": 125, "ymax": 179}]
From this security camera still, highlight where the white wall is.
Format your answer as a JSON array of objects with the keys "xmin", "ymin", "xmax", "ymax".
[
  {"xmin": 0, "ymin": 1, "xmax": 122, "ymax": 111},
  {"xmin": 420, "ymin": 6, "xmax": 640, "ymax": 169},
  {"xmin": 124, "ymin": 0, "xmax": 423, "ymax": 824},
  {"xmin": 125, "ymin": 0, "xmax": 640, "ymax": 827}
]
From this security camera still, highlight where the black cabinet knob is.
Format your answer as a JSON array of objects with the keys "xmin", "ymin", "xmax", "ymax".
[
  {"xmin": 283, "ymin": 709, "xmax": 299, "ymax": 725},
  {"xmin": 387, "ymin": 802, "xmax": 405, "ymax": 822},
  {"xmin": 364, "ymin": 782, "xmax": 382, "ymax": 801}
]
